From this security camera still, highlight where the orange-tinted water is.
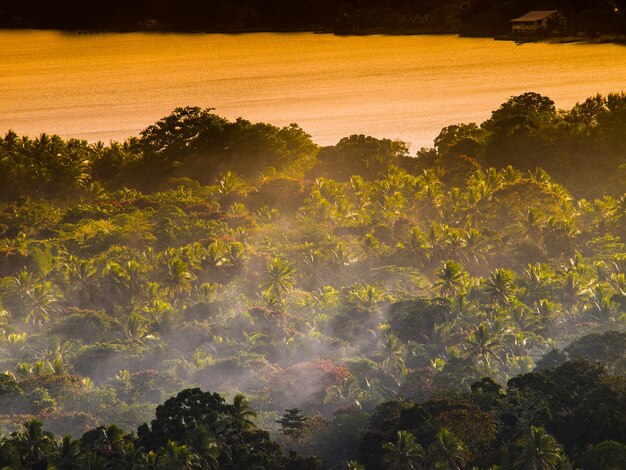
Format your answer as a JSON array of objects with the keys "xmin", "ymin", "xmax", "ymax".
[{"xmin": 1, "ymin": 31, "xmax": 625, "ymax": 147}]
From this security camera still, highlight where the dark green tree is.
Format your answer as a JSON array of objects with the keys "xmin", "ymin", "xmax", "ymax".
[{"xmin": 276, "ymin": 408, "xmax": 308, "ymax": 440}]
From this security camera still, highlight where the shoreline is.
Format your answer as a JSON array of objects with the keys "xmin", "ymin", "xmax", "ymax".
[
  {"xmin": 495, "ymin": 33, "xmax": 626, "ymax": 46},
  {"xmin": 1, "ymin": 25, "xmax": 625, "ymax": 45}
]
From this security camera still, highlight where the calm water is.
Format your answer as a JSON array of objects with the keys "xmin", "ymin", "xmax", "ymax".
[{"xmin": 1, "ymin": 30, "xmax": 625, "ymax": 148}]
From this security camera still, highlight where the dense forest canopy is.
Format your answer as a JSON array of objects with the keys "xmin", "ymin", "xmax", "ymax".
[
  {"xmin": 1, "ymin": 0, "xmax": 625, "ymax": 35},
  {"xmin": 0, "ymin": 92, "xmax": 624, "ymax": 468}
]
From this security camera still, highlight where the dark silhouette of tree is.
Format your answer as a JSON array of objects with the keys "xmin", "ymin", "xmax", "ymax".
[
  {"xmin": 276, "ymin": 408, "xmax": 308, "ymax": 440},
  {"xmin": 514, "ymin": 426, "xmax": 563, "ymax": 470},
  {"xmin": 382, "ymin": 430, "xmax": 425, "ymax": 470}
]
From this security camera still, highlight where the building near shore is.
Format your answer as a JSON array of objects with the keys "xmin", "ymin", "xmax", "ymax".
[{"xmin": 511, "ymin": 10, "xmax": 563, "ymax": 35}]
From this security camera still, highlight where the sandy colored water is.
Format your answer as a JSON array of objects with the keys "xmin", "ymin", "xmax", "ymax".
[{"xmin": 0, "ymin": 31, "xmax": 625, "ymax": 148}]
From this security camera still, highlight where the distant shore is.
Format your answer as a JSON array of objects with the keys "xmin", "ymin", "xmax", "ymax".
[
  {"xmin": 495, "ymin": 34, "xmax": 626, "ymax": 46},
  {"xmin": 0, "ymin": 24, "xmax": 459, "ymax": 36},
  {"xmin": 3, "ymin": 25, "xmax": 625, "ymax": 47}
]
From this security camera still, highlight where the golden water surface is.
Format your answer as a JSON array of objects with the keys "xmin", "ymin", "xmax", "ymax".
[{"xmin": 1, "ymin": 30, "xmax": 625, "ymax": 147}]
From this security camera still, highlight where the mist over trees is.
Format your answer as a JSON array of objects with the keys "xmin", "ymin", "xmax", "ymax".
[{"xmin": 0, "ymin": 92, "xmax": 624, "ymax": 467}]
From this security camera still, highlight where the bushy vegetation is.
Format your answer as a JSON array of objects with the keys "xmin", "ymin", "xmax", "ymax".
[{"xmin": 0, "ymin": 93, "xmax": 624, "ymax": 468}]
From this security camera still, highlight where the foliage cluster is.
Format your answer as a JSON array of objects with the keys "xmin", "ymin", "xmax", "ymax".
[
  {"xmin": 0, "ymin": 93, "xmax": 624, "ymax": 467},
  {"xmin": 0, "ymin": 388, "xmax": 318, "ymax": 469}
]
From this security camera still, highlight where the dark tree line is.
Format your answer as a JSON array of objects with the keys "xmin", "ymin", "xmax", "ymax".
[
  {"xmin": 359, "ymin": 358, "xmax": 626, "ymax": 469},
  {"xmin": 1, "ymin": 0, "xmax": 624, "ymax": 35},
  {"xmin": 4, "ymin": 93, "xmax": 626, "ymax": 202},
  {"xmin": 0, "ymin": 388, "xmax": 319, "ymax": 469},
  {"xmin": 0, "ymin": 356, "xmax": 623, "ymax": 468}
]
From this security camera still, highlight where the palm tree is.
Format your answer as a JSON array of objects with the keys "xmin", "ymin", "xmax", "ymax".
[
  {"xmin": 125, "ymin": 313, "xmax": 148, "ymax": 341},
  {"xmin": 522, "ymin": 207, "xmax": 544, "ymax": 241},
  {"xmin": 347, "ymin": 284, "xmax": 389, "ymax": 314},
  {"xmin": 191, "ymin": 282, "xmax": 218, "ymax": 304},
  {"xmin": 261, "ymin": 258, "xmax": 295, "ymax": 301},
  {"xmin": 133, "ymin": 450, "xmax": 159, "ymax": 469},
  {"xmin": 162, "ymin": 258, "xmax": 195, "ymax": 300},
  {"xmin": 302, "ymin": 249, "xmax": 326, "ymax": 288},
  {"xmin": 508, "ymin": 302, "xmax": 541, "ymax": 333},
  {"xmin": 330, "ymin": 243, "xmax": 349, "ymax": 276},
  {"xmin": 462, "ymin": 228, "xmax": 489, "ymax": 267},
  {"xmin": 13, "ymin": 419, "xmax": 54, "ymax": 468},
  {"xmin": 559, "ymin": 272, "xmax": 589, "ymax": 315},
  {"xmin": 360, "ymin": 233, "xmax": 380, "ymax": 269},
  {"xmin": 53, "ymin": 435, "xmax": 81, "ymax": 470},
  {"xmin": 159, "ymin": 441, "xmax": 199, "ymax": 469},
  {"xmin": 324, "ymin": 375, "xmax": 367, "ymax": 410},
  {"xmin": 125, "ymin": 259, "xmax": 147, "ymax": 301},
  {"xmin": 378, "ymin": 334, "xmax": 407, "ymax": 386},
  {"xmin": 186, "ymin": 424, "xmax": 220, "ymax": 469},
  {"xmin": 433, "ymin": 260, "xmax": 465, "ymax": 298},
  {"xmin": 514, "ymin": 426, "xmax": 563, "ymax": 470},
  {"xmin": 382, "ymin": 430, "xmax": 425, "ymax": 470},
  {"xmin": 24, "ymin": 282, "xmax": 58, "ymax": 326},
  {"xmin": 484, "ymin": 268, "xmax": 515, "ymax": 306},
  {"xmin": 465, "ymin": 323, "xmax": 503, "ymax": 365},
  {"xmin": 11, "ymin": 270, "xmax": 37, "ymax": 297},
  {"xmin": 63, "ymin": 256, "xmax": 97, "ymax": 307},
  {"xmin": 102, "ymin": 261, "xmax": 132, "ymax": 309},
  {"xmin": 585, "ymin": 287, "xmax": 616, "ymax": 321},
  {"xmin": 229, "ymin": 394, "xmax": 257, "ymax": 430},
  {"xmin": 428, "ymin": 428, "xmax": 469, "ymax": 470}
]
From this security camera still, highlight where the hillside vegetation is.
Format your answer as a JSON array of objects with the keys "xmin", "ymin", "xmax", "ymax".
[{"xmin": 0, "ymin": 93, "xmax": 624, "ymax": 468}]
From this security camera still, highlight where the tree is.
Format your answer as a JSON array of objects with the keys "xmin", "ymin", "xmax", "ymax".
[
  {"xmin": 138, "ymin": 388, "xmax": 230, "ymax": 450},
  {"xmin": 24, "ymin": 281, "xmax": 58, "ymax": 326},
  {"xmin": 464, "ymin": 323, "xmax": 503, "ymax": 366},
  {"xmin": 382, "ymin": 430, "xmax": 425, "ymax": 470},
  {"xmin": 433, "ymin": 260, "xmax": 465, "ymax": 298},
  {"xmin": 158, "ymin": 441, "xmax": 200, "ymax": 470},
  {"xmin": 63, "ymin": 256, "xmax": 97, "ymax": 307},
  {"xmin": 484, "ymin": 268, "xmax": 515, "ymax": 306},
  {"xmin": 563, "ymin": 331, "xmax": 626, "ymax": 375},
  {"xmin": 12, "ymin": 419, "xmax": 54, "ymax": 469},
  {"xmin": 53, "ymin": 435, "xmax": 81, "ymax": 470},
  {"xmin": 484, "ymin": 93, "xmax": 556, "ymax": 133},
  {"xmin": 378, "ymin": 334, "xmax": 407, "ymax": 387},
  {"xmin": 582, "ymin": 440, "xmax": 626, "ymax": 470},
  {"xmin": 162, "ymin": 258, "xmax": 195, "ymax": 300},
  {"xmin": 514, "ymin": 426, "xmax": 563, "ymax": 470},
  {"xmin": 185, "ymin": 425, "xmax": 220, "ymax": 469},
  {"xmin": 276, "ymin": 408, "xmax": 308, "ymax": 440},
  {"xmin": 139, "ymin": 107, "xmax": 225, "ymax": 164},
  {"xmin": 262, "ymin": 258, "xmax": 295, "ymax": 302},
  {"xmin": 434, "ymin": 123, "xmax": 487, "ymax": 160},
  {"xmin": 310, "ymin": 134, "xmax": 407, "ymax": 181},
  {"xmin": 229, "ymin": 393, "xmax": 257, "ymax": 430},
  {"xmin": 427, "ymin": 428, "xmax": 469, "ymax": 470}
]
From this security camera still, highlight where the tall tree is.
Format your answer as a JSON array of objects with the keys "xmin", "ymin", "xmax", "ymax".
[
  {"xmin": 484, "ymin": 268, "xmax": 515, "ymax": 306},
  {"xmin": 514, "ymin": 426, "xmax": 563, "ymax": 470},
  {"xmin": 382, "ymin": 430, "xmax": 425, "ymax": 470},
  {"xmin": 433, "ymin": 260, "xmax": 465, "ymax": 298},
  {"xmin": 427, "ymin": 428, "xmax": 469, "ymax": 470},
  {"xmin": 262, "ymin": 258, "xmax": 295, "ymax": 302},
  {"xmin": 276, "ymin": 408, "xmax": 308, "ymax": 440}
]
